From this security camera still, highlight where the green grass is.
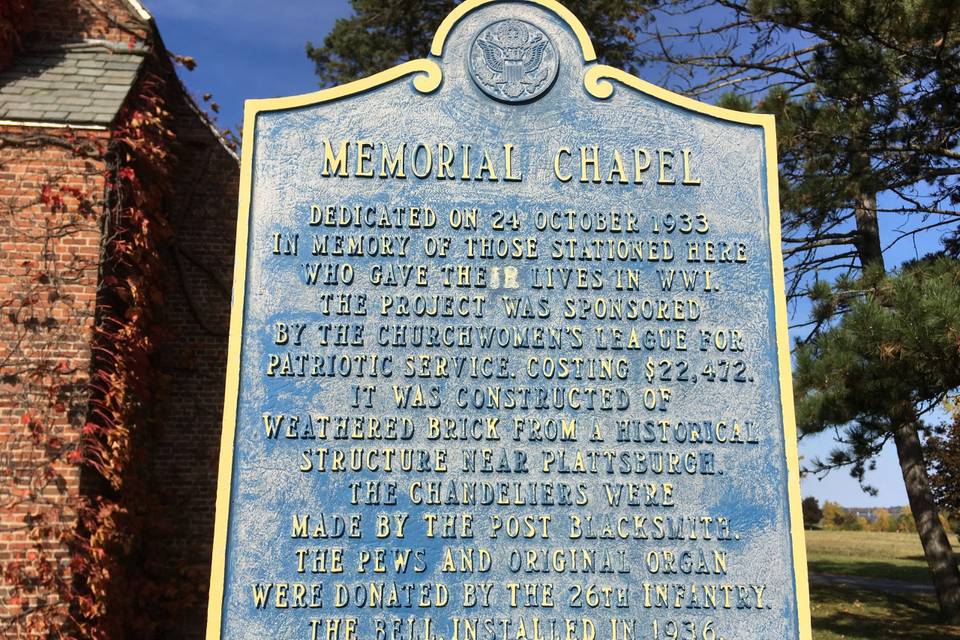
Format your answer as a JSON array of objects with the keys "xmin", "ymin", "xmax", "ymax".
[
  {"xmin": 805, "ymin": 529, "xmax": 960, "ymax": 583},
  {"xmin": 810, "ymin": 584, "xmax": 960, "ymax": 640},
  {"xmin": 805, "ymin": 530, "xmax": 960, "ymax": 639}
]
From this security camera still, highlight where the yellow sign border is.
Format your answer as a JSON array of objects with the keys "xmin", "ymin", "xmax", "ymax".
[{"xmin": 205, "ymin": 1, "xmax": 812, "ymax": 638}]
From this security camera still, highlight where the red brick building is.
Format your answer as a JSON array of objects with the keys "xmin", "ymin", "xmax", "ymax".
[{"xmin": 0, "ymin": 1, "xmax": 237, "ymax": 636}]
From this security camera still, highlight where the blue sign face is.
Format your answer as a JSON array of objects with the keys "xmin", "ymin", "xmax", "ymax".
[{"xmin": 206, "ymin": 2, "xmax": 812, "ymax": 640}]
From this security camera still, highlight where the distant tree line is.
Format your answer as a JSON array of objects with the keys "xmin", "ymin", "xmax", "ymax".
[{"xmin": 802, "ymin": 496, "xmax": 957, "ymax": 535}]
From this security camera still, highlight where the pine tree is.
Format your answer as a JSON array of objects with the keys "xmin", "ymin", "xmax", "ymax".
[
  {"xmin": 635, "ymin": 0, "xmax": 960, "ymax": 622},
  {"xmin": 793, "ymin": 256, "xmax": 960, "ymax": 619},
  {"xmin": 306, "ymin": 0, "xmax": 653, "ymax": 86}
]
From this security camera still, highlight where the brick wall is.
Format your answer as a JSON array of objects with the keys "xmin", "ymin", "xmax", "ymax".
[
  {"xmin": 30, "ymin": 0, "xmax": 150, "ymax": 45},
  {"xmin": 145, "ymin": 74, "xmax": 239, "ymax": 637},
  {"xmin": 0, "ymin": 2, "xmax": 241, "ymax": 636},
  {"xmin": 0, "ymin": 126, "xmax": 109, "ymax": 629}
]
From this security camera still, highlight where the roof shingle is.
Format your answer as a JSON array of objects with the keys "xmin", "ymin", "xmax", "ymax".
[{"xmin": 0, "ymin": 46, "xmax": 143, "ymax": 126}]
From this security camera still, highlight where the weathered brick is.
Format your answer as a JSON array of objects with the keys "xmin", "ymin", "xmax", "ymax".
[{"xmin": 0, "ymin": 2, "xmax": 239, "ymax": 637}]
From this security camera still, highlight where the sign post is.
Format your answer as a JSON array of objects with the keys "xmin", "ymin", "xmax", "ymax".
[{"xmin": 207, "ymin": 2, "xmax": 812, "ymax": 639}]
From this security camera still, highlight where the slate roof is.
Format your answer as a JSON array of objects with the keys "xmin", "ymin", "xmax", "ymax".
[{"xmin": 0, "ymin": 45, "xmax": 144, "ymax": 126}]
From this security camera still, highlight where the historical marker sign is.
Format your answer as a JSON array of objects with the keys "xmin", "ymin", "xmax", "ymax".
[{"xmin": 206, "ymin": 1, "xmax": 812, "ymax": 639}]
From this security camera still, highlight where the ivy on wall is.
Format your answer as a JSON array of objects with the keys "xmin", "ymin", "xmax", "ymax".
[{"xmin": 0, "ymin": 60, "xmax": 183, "ymax": 639}]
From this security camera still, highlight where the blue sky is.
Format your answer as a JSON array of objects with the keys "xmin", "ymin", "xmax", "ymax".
[
  {"xmin": 146, "ymin": 1, "xmax": 917, "ymax": 509},
  {"xmin": 149, "ymin": 0, "xmax": 354, "ymax": 129}
]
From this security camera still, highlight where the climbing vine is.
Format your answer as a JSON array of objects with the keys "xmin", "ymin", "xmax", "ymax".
[
  {"xmin": 0, "ymin": 128, "xmax": 105, "ymax": 636},
  {"xmin": 0, "ymin": 59, "xmax": 178, "ymax": 639},
  {"xmin": 76, "ymin": 66, "xmax": 175, "ymax": 639}
]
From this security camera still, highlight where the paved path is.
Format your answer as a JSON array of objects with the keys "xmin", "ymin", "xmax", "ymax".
[{"xmin": 810, "ymin": 573, "xmax": 934, "ymax": 594}]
